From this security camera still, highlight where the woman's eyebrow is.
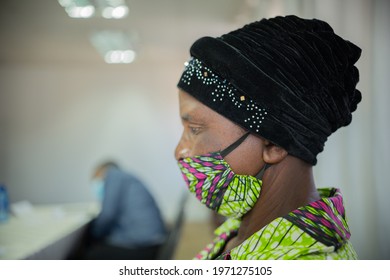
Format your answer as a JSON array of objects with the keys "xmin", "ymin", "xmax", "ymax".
[
  {"xmin": 181, "ymin": 112, "xmax": 203, "ymax": 122},
  {"xmin": 181, "ymin": 113, "xmax": 191, "ymax": 122}
]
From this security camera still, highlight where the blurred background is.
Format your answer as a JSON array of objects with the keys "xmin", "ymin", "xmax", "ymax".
[{"xmin": 0, "ymin": 0, "xmax": 389, "ymax": 259}]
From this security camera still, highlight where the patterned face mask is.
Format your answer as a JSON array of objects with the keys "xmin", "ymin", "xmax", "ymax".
[{"xmin": 178, "ymin": 132, "xmax": 269, "ymax": 219}]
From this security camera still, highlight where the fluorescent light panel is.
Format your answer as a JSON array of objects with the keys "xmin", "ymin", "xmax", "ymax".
[
  {"xmin": 58, "ymin": 0, "xmax": 128, "ymax": 19},
  {"xmin": 90, "ymin": 30, "xmax": 137, "ymax": 64}
]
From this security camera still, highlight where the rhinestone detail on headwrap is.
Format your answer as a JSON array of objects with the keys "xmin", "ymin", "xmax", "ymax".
[{"xmin": 179, "ymin": 57, "xmax": 268, "ymax": 132}]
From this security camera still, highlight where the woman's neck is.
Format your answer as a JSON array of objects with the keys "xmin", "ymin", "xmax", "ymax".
[{"xmin": 233, "ymin": 156, "xmax": 320, "ymax": 247}]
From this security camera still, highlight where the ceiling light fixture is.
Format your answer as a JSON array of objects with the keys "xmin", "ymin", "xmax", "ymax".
[
  {"xmin": 58, "ymin": 0, "xmax": 96, "ymax": 18},
  {"xmin": 90, "ymin": 30, "xmax": 138, "ymax": 64},
  {"xmin": 58, "ymin": 0, "xmax": 129, "ymax": 19}
]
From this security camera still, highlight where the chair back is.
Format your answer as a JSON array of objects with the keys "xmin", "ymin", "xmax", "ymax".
[{"xmin": 156, "ymin": 192, "xmax": 188, "ymax": 259}]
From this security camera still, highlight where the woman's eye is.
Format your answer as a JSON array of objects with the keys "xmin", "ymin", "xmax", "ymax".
[{"xmin": 190, "ymin": 126, "xmax": 201, "ymax": 135}]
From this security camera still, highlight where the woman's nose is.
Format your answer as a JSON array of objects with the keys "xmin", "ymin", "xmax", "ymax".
[{"xmin": 174, "ymin": 138, "xmax": 190, "ymax": 160}]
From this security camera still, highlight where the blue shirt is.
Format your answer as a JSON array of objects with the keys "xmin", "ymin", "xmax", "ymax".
[{"xmin": 90, "ymin": 167, "xmax": 167, "ymax": 248}]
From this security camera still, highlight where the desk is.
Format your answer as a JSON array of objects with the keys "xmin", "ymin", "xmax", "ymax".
[{"xmin": 0, "ymin": 202, "xmax": 98, "ymax": 260}]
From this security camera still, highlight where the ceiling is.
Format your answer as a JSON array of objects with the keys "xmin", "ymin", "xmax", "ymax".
[{"xmin": 0, "ymin": 0, "xmax": 263, "ymax": 65}]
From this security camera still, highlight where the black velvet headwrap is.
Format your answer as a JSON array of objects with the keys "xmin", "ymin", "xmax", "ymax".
[{"xmin": 177, "ymin": 15, "xmax": 362, "ymax": 165}]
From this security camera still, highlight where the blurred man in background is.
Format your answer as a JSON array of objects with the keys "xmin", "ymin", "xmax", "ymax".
[{"xmin": 81, "ymin": 161, "xmax": 167, "ymax": 260}]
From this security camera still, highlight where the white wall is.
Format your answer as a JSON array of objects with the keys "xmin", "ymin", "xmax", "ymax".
[{"xmin": 0, "ymin": 55, "xmax": 212, "ymax": 224}]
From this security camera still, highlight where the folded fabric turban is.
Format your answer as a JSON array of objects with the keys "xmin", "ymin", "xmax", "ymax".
[{"xmin": 177, "ymin": 15, "xmax": 362, "ymax": 165}]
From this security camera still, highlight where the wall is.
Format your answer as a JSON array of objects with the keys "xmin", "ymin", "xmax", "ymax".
[{"xmin": 0, "ymin": 56, "xmax": 210, "ymax": 224}]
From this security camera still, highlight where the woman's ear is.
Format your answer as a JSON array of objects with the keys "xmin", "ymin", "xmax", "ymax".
[{"xmin": 262, "ymin": 140, "xmax": 288, "ymax": 164}]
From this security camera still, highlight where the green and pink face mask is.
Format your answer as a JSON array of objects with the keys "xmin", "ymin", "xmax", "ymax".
[{"xmin": 178, "ymin": 132, "xmax": 269, "ymax": 219}]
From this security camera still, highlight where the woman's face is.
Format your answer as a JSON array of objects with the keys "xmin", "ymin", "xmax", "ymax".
[{"xmin": 175, "ymin": 89, "xmax": 265, "ymax": 176}]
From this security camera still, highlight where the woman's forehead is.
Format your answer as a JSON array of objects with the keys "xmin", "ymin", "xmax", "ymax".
[{"xmin": 179, "ymin": 90, "xmax": 214, "ymax": 121}]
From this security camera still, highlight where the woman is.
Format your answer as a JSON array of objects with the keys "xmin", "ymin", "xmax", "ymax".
[{"xmin": 174, "ymin": 15, "xmax": 361, "ymax": 260}]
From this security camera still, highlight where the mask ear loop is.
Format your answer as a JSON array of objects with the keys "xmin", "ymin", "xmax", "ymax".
[
  {"xmin": 220, "ymin": 131, "xmax": 271, "ymax": 179},
  {"xmin": 220, "ymin": 132, "xmax": 250, "ymax": 158},
  {"xmin": 255, "ymin": 163, "xmax": 271, "ymax": 180}
]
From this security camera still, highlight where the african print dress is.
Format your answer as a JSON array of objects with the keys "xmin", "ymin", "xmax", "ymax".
[{"xmin": 195, "ymin": 188, "xmax": 358, "ymax": 260}]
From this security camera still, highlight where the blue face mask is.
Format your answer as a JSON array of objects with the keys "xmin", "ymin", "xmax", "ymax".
[{"xmin": 90, "ymin": 179, "xmax": 105, "ymax": 201}]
